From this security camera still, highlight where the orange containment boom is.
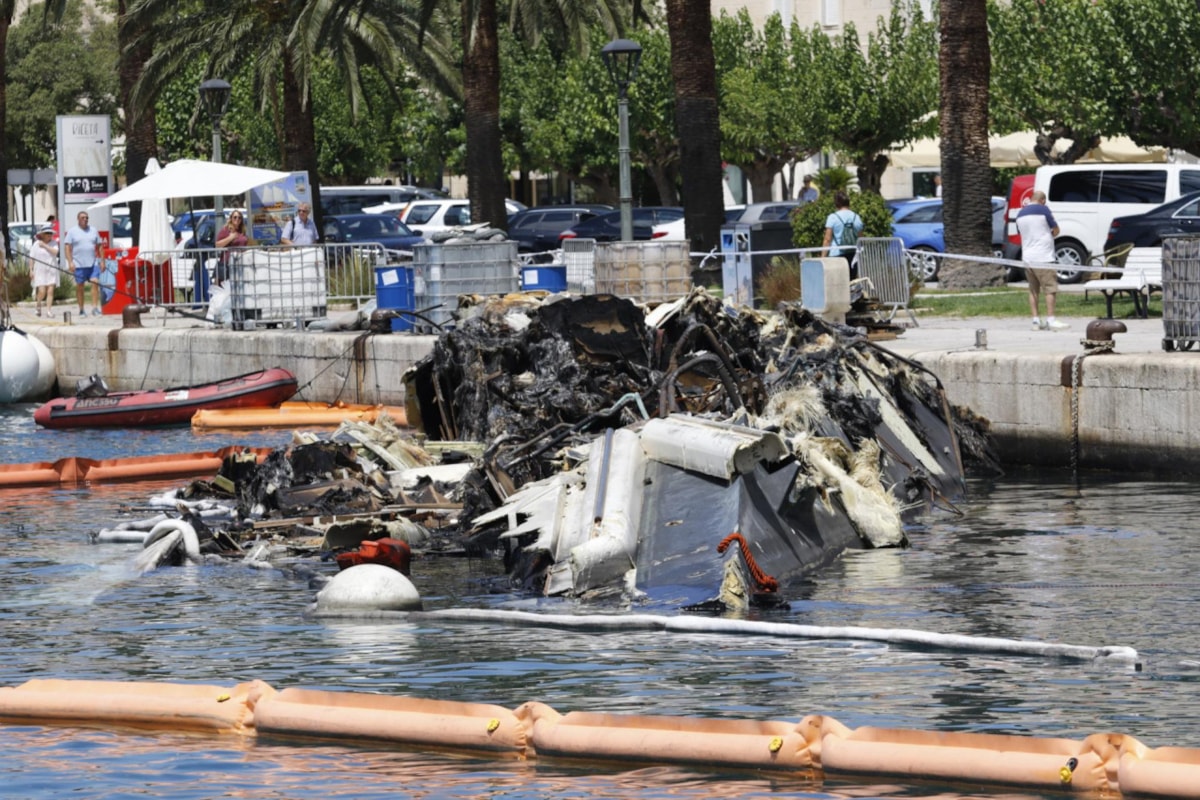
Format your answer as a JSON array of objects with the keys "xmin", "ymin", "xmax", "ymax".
[
  {"xmin": 1, "ymin": 678, "xmax": 1198, "ymax": 797},
  {"xmin": 0, "ymin": 446, "xmax": 274, "ymax": 488},
  {"xmin": 191, "ymin": 401, "xmax": 407, "ymax": 431}
]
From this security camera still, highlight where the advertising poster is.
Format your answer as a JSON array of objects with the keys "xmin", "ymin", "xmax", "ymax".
[
  {"xmin": 250, "ymin": 171, "xmax": 312, "ymax": 245},
  {"xmin": 55, "ymin": 115, "xmax": 113, "ymax": 237}
]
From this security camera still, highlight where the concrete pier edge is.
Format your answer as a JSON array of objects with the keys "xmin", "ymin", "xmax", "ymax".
[{"xmin": 14, "ymin": 306, "xmax": 1198, "ymax": 474}]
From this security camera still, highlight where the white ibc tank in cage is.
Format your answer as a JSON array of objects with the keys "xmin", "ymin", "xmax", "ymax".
[
  {"xmin": 230, "ymin": 247, "xmax": 327, "ymax": 329},
  {"xmin": 594, "ymin": 241, "xmax": 691, "ymax": 303},
  {"xmin": 412, "ymin": 241, "xmax": 520, "ymax": 329}
]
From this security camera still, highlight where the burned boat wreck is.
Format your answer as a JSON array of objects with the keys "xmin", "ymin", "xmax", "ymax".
[{"xmin": 404, "ymin": 289, "xmax": 999, "ymax": 609}]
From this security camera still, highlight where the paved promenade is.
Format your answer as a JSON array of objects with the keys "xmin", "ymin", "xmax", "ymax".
[{"xmin": 880, "ymin": 313, "xmax": 1174, "ymax": 358}]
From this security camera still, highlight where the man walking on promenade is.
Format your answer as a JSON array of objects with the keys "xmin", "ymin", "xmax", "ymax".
[
  {"xmin": 1016, "ymin": 190, "xmax": 1068, "ymax": 331},
  {"xmin": 63, "ymin": 211, "xmax": 104, "ymax": 316}
]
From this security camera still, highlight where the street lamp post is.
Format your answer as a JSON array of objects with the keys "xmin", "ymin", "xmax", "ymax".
[
  {"xmin": 601, "ymin": 39, "xmax": 643, "ymax": 242},
  {"xmin": 198, "ymin": 78, "xmax": 232, "ymax": 218}
]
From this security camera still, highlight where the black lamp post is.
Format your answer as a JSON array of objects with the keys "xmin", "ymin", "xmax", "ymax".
[
  {"xmin": 600, "ymin": 39, "xmax": 643, "ymax": 242},
  {"xmin": 198, "ymin": 78, "xmax": 232, "ymax": 217}
]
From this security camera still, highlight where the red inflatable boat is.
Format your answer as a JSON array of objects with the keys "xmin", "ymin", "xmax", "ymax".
[{"xmin": 33, "ymin": 368, "xmax": 299, "ymax": 429}]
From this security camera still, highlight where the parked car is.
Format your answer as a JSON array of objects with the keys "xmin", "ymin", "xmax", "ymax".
[
  {"xmin": 1106, "ymin": 190, "xmax": 1200, "ymax": 249},
  {"xmin": 111, "ymin": 206, "xmax": 134, "ymax": 250},
  {"xmin": 506, "ymin": 206, "xmax": 611, "ymax": 252},
  {"xmin": 321, "ymin": 185, "xmax": 446, "ymax": 216},
  {"xmin": 372, "ymin": 198, "xmax": 524, "ymax": 233},
  {"xmin": 173, "ymin": 209, "xmax": 245, "ymax": 246},
  {"xmin": 887, "ymin": 197, "xmax": 1007, "ymax": 281},
  {"xmin": 323, "ymin": 213, "xmax": 425, "ymax": 252},
  {"xmin": 7, "ymin": 221, "xmax": 37, "ymax": 259},
  {"xmin": 559, "ymin": 207, "xmax": 684, "ymax": 243},
  {"xmin": 652, "ymin": 205, "xmax": 766, "ymax": 240},
  {"xmin": 728, "ymin": 201, "xmax": 802, "ymax": 224},
  {"xmin": 1032, "ymin": 162, "xmax": 1200, "ymax": 277}
]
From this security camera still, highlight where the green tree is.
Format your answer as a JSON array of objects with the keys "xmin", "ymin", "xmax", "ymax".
[
  {"xmin": 803, "ymin": 3, "xmax": 938, "ymax": 194},
  {"xmin": 6, "ymin": 2, "xmax": 117, "ymax": 170},
  {"xmin": 938, "ymin": 0, "xmax": 1001, "ymax": 288},
  {"xmin": 128, "ymin": 0, "xmax": 455, "ymax": 225},
  {"xmin": 989, "ymin": 0, "xmax": 1110, "ymax": 162},
  {"xmin": 714, "ymin": 11, "xmax": 815, "ymax": 204},
  {"xmin": 0, "ymin": 0, "xmax": 70, "ymax": 258}
]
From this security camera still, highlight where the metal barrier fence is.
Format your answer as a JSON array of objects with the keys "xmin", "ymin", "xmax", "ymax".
[
  {"xmin": 856, "ymin": 237, "xmax": 916, "ymax": 325},
  {"xmin": 95, "ymin": 243, "xmax": 412, "ymax": 319}
]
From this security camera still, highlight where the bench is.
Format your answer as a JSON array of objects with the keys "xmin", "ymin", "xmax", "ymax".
[{"xmin": 1060, "ymin": 247, "xmax": 1162, "ymax": 318}]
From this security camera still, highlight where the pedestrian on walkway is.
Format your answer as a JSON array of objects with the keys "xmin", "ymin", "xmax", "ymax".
[
  {"xmin": 63, "ymin": 211, "xmax": 103, "ymax": 316},
  {"xmin": 823, "ymin": 192, "xmax": 864, "ymax": 276},
  {"xmin": 280, "ymin": 203, "xmax": 318, "ymax": 246},
  {"xmin": 29, "ymin": 223, "xmax": 59, "ymax": 317},
  {"xmin": 1016, "ymin": 190, "xmax": 1068, "ymax": 331},
  {"xmin": 799, "ymin": 175, "xmax": 819, "ymax": 205}
]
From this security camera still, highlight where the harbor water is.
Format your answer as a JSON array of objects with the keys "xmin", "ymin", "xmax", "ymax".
[{"xmin": 2, "ymin": 404, "xmax": 1199, "ymax": 799}]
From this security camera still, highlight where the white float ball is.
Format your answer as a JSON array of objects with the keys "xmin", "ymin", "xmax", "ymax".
[
  {"xmin": 315, "ymin": 563, "xmax": 422, "ymax": 611},
  {"xmin": 27, "ymin": 334, "xmax": 56, "ymax": 400},
  {"xmin": 0, "ymin": 330, "xmax": 41, "ymax": 403}
]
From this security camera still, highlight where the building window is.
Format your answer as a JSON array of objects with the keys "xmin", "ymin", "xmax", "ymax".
[{"xmin": 821, "ymin": 0, "xmax": 841, "ymax": 27}]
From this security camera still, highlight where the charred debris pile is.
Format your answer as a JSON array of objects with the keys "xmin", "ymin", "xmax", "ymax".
[
  {"xmin": 112, "ymin": 289, "xmax": 1000, "ymax": 610},
  {"xmin": 395, "ymin": 289, "xmax": 1000, "ymax": 608}
]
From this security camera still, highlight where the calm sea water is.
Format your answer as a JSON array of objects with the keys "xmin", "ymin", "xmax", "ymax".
[{"xmin": 2, "ymin": 404, "xmax": 1199, "ymax": 799}]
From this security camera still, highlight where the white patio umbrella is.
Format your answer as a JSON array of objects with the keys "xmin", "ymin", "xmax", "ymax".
[
  {"xmin": 88, "ymin": 160, "xmax": 291, "ymax": 208},
  {"xmin": 137, "ymin": 158, "xmax": 175, "ymax": 265}
]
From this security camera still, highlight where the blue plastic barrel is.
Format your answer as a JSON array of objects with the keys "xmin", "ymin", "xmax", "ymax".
[
  {"xmin": 375, "ymin": 266, "xmax": 416, "ymax": 332},
  {"xmin": 521, "ymin": 265, "xmax": 567, "ymax": 293}
]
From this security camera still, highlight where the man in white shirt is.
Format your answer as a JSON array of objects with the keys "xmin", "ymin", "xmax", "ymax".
[{"xmin": 1016, "ymin": 191, "xmax": 1068, "ymax": 330}]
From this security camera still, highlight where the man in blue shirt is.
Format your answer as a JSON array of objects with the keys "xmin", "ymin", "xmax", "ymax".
[
  {"xmin": 281, "ymin": 203, "xmax": 319, "ymax": 246},
  {"xmin": 63, "ymin": 211, "xmax": 104, "ymax": 316}
]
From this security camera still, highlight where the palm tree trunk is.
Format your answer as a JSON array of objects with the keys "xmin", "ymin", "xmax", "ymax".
[
  {"xmin": 937, "ymin": 0, "xmax": 1002, "ymax": 288},
  {"xmin": 462, "ymin": 0, "xmax": 507, "ymax": 231},
  {"xmin": 665, "ymin": 0, "xmax": 724, "ymax": 256},
  {"xmin": 118, "ymin": 1, "xmax": 157, "ymax": 245},
  {"xmin": 281, "ymin": 60, "xmax": 323, "ymax": 232}
]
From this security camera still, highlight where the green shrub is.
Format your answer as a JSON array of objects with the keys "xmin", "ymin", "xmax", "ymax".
[
  {"xmin": 756, "ymin": 255, "xmax": 801, "ymax": 307},
  {"xmin": 790, "ymin": 190, "xmax": 893, "ymax": 250},
  {"xmin": 5, "ymin": 270, "xmax": 31, "ymax": 302}
]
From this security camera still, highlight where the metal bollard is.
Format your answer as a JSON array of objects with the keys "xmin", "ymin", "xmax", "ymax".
[{"xmin": 974, "ymin": 329, "xmax": 987, "ymax": 350}]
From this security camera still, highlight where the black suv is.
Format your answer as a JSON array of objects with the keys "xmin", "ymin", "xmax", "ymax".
[{"xmin": 507, "ymin": 205, "xmax": 612, "ymax": 252}]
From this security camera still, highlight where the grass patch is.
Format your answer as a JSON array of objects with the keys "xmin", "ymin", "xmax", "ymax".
[{"xmin": 914, "ymin": 286, "xmax": 1160, "ymax": 319}]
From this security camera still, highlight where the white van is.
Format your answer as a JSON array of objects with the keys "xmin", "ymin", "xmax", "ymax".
[{"xmin": 1034, "ymin": 163, "xmax": 1200, "ymax": 278}]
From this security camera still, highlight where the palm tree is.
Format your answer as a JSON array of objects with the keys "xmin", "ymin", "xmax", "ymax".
[
  {"xmin": 126, "ymin": 0, "xmax": 455, "ymax": 224},
  {"xmin": 937, "ymin": 0, "xmax": 1001, "ymax": 288},
  {"xmin": 664, "ymin": 0, "xmax": 723, "ymax": 255},
  {"xmin": 118, "ymin": 0, "xmax": 157, "ymax": 242}
]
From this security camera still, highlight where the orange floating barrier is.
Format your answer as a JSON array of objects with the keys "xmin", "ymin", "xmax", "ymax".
[
  {"xmin": 252, "ymin": 687, "xmax": 527, "ymax": 755},
  {"xmin": 0, "ymin": 446, "xmax": 274, "ymax": 487},
  {"xmin": 191, "ymin": 401, "xmax": 407, "ymax": 431},
  {"xmin": 520, "ymin": 701, "xmax": 817, "ymax": 772},
  {"xmin": 0, "ymin": 678, "xmax": 266, "ymax": 734},
  {"xmin": 3, "ymin": 678, "xmax": 1199, "ymax": 797}
]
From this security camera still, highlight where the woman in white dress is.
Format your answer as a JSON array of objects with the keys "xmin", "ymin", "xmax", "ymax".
[{"xmin": 29, "ymin": 223, "xmax": 59, "ymax": 317}]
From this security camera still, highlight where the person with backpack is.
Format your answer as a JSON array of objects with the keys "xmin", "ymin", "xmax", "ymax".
[{"xmin": 823, "ymin": 192, "xmax": 864, "ymax": 275}]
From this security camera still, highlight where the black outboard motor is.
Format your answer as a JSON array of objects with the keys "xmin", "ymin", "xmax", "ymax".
[{"xmin": 75, "ymin": 374, "xmax": 110, "ymax": 398}]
